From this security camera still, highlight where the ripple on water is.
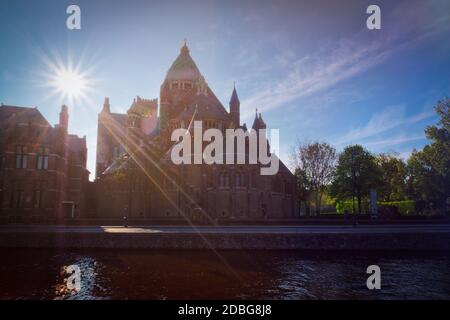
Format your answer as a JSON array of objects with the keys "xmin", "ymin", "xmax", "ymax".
[{"xmin": 0, "ymin": 249, "xmax": 449, "ymax": 300}]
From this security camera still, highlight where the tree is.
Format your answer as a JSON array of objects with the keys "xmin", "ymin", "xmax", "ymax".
[
  {"xmin": 407, "ymin": 97, "xmax": 450, "ymax": 213},
  {"xmin": 330, "ymin": 145, "xmax": 382, "ymax": 214},
  {"xmin": 376, "ymin": 153, "xmax": 407, "ymax": 201},
  {"xmin": 292, "ymin": 141, "xmax": 336, "ymax": 215},
  {"xmin": 294, "ymin": 168, "xmax": 311, "ymax": 215}
]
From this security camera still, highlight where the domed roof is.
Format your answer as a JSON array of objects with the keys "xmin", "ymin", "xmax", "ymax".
[{"xmin": 165, "ymin": 42, "xmax": 202, "ymax": 82}]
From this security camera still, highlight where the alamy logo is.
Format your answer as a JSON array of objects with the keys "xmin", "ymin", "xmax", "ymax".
[
  {"xmin": 65, "ymin": 264, "xmax": 81, "ymax": 292},
  {"xmin": 366, "ymin": 265, "xmax": 381, "ymax": 290},
  {"xmin": 66, "ymin": 5, "xmax": 81, "ymax": 30},
  {"xmin": 366, "ymin": 5, "xmax": 381, "ymax": 30},
  {"xmin": 170, "ymin": 121, "xmax": 280, "ymax": 175}
]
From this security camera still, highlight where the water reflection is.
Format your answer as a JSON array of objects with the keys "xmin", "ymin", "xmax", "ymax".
[
  {"xmin": 55, "ymin": 257, "xmax": 108, "ymax": 300},
  {"xmin": 0, "ymin": 249, "xmax": 449, "ymax": 299}
]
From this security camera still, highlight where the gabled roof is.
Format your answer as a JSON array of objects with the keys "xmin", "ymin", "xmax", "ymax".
[{"xmin": 0, "ymin": 105, "xmax": 51, "ymax": 127}]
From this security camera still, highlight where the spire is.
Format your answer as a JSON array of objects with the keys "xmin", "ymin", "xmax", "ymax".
[
  {"xmin": 259, "ymin": 112, "xmax": 266, "ymax": 128},
  {"xmin": 229, "ymin": 83, "xmax": 240, "ymax": 126},
  {"xmin": 181, "ymin": 38, "xmax": 189, "ymax": 55},
  {"xmin": 102, "ymin": 97, "xmax": 110, "ymax": 113},
  {"xmin": 229, "ymin": 82, "xmax": 240, "ymax": 105},
  {"xmin": 252, "ymin": 108, "xmax": 266, "ymax": 130}
]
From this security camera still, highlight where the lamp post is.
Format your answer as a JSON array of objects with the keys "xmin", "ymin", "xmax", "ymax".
[
  {"xmin": 350, "ymin": 150, "xmax": 360, "ymax": 226},
  {"xmin": 121, "ymin": 154, "xmax": 132, "ymax": 228},
  {"xmin": 351, "ymin": 151, "xmax": 356, "ymax": 226},
  {"xmin": 354, "ymin": 168, "xmax": 360, "ymax": 226}
]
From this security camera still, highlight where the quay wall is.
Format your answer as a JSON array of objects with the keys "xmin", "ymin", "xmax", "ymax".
[{"xmin": 0, "ymin": 231, "xmax": 449, "ymax": 250}]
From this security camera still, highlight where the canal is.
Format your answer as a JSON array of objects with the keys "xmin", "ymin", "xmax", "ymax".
[{"xmin": 0, "ymin": 249, "xmax": 449, "ymax": 299}]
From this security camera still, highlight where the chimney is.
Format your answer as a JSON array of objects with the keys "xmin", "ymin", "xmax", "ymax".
[
  {"xmin": 59, "ymin": 104, "xmax": 69, "ymax": 129},
  {"xmin": 102, "ymin": 97, "xmax": 110, "ymax": 113}
]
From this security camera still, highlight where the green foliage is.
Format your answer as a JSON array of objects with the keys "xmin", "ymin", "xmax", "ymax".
[
  {"xmin": 335, "ymin": 199, "xmax": 362, "ymax": 214},
  {"xmin": 376, "ymin": 153, "xmax": 408, "ymax": 201},
  {"xmin": 378, "ymin": 200, "xmax": 415, "ymax": 215},
  {"xmin": 336, "ymin": 199, "xmax": 415, "ymax": 215},
  {"xmin": 329, "ymin": 145, "xmax": 382, "ymax": 213},
  {"xmin": 294, "ymin": 167, "xmax": 310, "ymax": 202},
  {"xmin": 298, "ymin": 97, "xmax": 450, "ymax": 216},
  {"xmin": 292, "ymin": 141, "xmax": 337, "ymax": 215},
  {"xmin": 407, "ymin": 97, "xmax": 450, "ymax": 211},
  {"xmin": 294, "ymin": 167, "xmax": 312, "ymax": 215}
]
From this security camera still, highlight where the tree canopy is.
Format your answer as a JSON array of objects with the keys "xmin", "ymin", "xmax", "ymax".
[
  {"xmin": 292, "ymin": 141, "xmax": 336, "ymax": 214},
  {"xmin": 407, "ymin": 97, "xmax": 450, "ymax": 210},
  {"xmin": 329, "ymin": 145, "xmax": 382, "ymax": 213}
]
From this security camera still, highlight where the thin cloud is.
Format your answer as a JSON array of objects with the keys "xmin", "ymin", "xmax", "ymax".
[
  {"xmin": 335, "ymin": 106, "xmax": 434, "ymax": 146},
  {"xmin": 363, "ymin": 134, "xmax": 425, "ymax": 148},
  {"xmin": 241, "ymin": 39, "xmax": 391, "ymax": 120},
  {"xmin": 240, "ymin": 6, "xmax": 450, "ymax": 121}
]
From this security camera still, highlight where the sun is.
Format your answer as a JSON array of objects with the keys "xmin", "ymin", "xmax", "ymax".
[
  {"xmin": 55, "ymin": 69, "xmax": 86, "ymax": 98},
  {"xmin": 45, "ymin": 64, "xmax": 92, "ymax": 106},
  {"xmin": 38, "ymin": 52, "xmax": 96, "ymax": 108}
]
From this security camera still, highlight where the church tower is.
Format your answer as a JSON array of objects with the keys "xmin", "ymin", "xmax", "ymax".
[
  {"xmin": 229, "ymin": 83, "xmax": 240, "ymax": 127},
  {"xmin": 159, "ymin": 39, "xmax": 203, "ymax": 129}
]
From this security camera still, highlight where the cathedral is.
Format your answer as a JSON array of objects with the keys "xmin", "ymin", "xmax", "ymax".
[{"xmin": 94, "ymin": 42, "xmax": 297, "ymax": 222}]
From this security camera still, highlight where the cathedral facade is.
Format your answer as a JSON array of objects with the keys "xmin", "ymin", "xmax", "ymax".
[{"xmin": 94, "ymin": 43, "xmax": 298, "ymax": 222}]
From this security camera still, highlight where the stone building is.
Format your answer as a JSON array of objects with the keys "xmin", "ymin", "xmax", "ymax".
[
  {"xmin": 94, "ymin": 42, "xmax": 297, "ymax": 222},
  {"xmin": 0, "ymin": 104, "xmax": 89, "ymax": 222}
]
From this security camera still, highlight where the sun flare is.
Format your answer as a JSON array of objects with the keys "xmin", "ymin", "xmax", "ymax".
[
  {"xmin": 55, "ymin": 69, "xmax": 86, "ymax": 98},
  {"xmin": 39, "ymin": 53, "xmax": 95, "ymax": 107}
]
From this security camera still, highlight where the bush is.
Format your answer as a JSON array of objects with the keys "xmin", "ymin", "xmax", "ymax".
[
  {"xmin": 336, "ymin": 199, "xmax": 415, "ymax": 215},
  {"xmin": 336, "ymin": 200, "xmax": 351, "ymax": 214},
  {"xmin": 378, "ymin": 200, "xmax": 415, "ymax": 215},
  {"xmin": 335, "ymin": 199, "xmax": 369, "ymax": 214}
]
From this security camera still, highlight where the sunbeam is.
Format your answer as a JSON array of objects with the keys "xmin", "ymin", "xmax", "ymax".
[{"xmin": 35, "ymin": 50, "xmax": 97, "ymax": 109}]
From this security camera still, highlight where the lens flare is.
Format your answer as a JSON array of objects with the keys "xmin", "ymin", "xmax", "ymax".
[
  {"xmin": 55, "ymin": 69, "xmax": 86, "ymax": 98},
  {"xmin": 37, "ymin": 51, "xmax": 96, "ymax": 108}
]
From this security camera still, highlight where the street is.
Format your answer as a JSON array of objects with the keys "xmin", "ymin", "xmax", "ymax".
[{"xmin": 1, "ymin": 224, "xmax": 450, "ymax": 234}]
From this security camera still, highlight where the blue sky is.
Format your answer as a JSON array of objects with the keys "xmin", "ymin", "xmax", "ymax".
[{"xmin": 1, "ymin": 0, "xmax": 449, "ymax": 179}]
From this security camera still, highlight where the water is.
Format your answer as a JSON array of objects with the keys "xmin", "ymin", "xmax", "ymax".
[{"xmin": 0, "ymin": 249, "xmax": 449, "ymax": 299}]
